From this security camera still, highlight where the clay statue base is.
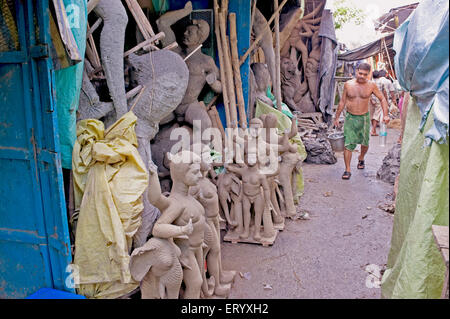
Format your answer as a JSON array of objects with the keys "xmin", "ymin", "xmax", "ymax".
[
  {"xmin": 224, "ymin": 226, "xmax": 278, "ymax": 247},
  {"xmin": 273, "ymin": 218, "xmax": 285, "ymax": 231}
]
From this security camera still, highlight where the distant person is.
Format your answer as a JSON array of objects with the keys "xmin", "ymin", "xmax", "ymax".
[
  {"xmin": 333, "ymin": 63, "xmax": 390, "ymax": 180},
  {"xmin": 369, "ymin": 71, "xmax": 389, "ymax": 136},
  {"xmin": 379, "ymin": 70, "xmax": 398, "ymax": 113}
]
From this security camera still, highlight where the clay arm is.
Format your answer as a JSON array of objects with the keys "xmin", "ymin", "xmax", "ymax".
[
  {"xmin": 224, "ymin": 164, "xmax": 243, "ymax": 177},
  {"xmin": 282, "ymin": 85, "xmax": 298, "ymax": 111},
  {"xmin": 302, "ymin": 2, "xmax": 324, "ymax": 20},
  {"xmin": 147, "ymin": 162, "xmax": 170, "ymax": 211},
  {"xmin": 155, "ymin": 2, "xmax": 192, "ymax": 50},
  {"xmin": 152, "ymin": 206, "xmax": 193, "ymax": 239},
  {"xmin": 372, "ymin": 83, "xmax": 390, "ymax": 123},
  {"xmin": 287, "ymin": 115, "xmax": 298, "ymax": 139},
  {"xmin": 298, "ymin": 22, "xmax": 315, "ymax": 38},
  {"xmin": 206, "ymin": 60, "xmax": 223, "ymax": 94},
  {"xmin": 261, "ymin": 176, "xmax": 272, "ymax": 209},
  {"xmin": 302, "ymin": 16, "xmax": 322, "ymax": 25}
]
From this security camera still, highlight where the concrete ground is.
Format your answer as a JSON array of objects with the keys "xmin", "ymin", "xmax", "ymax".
[{"xmin": 221, "ymin": 128, "xmax": 400, "ymax": 299}]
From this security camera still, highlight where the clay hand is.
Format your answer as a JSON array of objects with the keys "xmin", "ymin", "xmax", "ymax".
[
  {"xmin": 383, "ymin": 115, "xmax": 390, "ymax": 124},
  {"xmin": 181, "ymin": 218, "xmax": 194, "ymax": 236},
  {"xmin": 148, "ymin": 161, "xmax": 158, "ymax": 175},
  {"xmin": 206, "ymin": 73, "xmax": 217, "ymax": 85}
]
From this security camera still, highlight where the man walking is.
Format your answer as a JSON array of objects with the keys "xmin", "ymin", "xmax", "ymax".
[
  {"xmin": 333, "ymin": 63, "xmax": 389, "ymax": 180},
  {"xmin": 369, "ymin": 71, "xmax": 389, "ymax": 136}
]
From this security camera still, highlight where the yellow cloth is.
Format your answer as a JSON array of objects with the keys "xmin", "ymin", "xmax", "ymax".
[
  {"xmin": 255, "ymin": 100, "xmax": 307, "ymax": 200},
  {"xmin": 72, "ymin": 112, "xmax": 149, "ymax": 299}
]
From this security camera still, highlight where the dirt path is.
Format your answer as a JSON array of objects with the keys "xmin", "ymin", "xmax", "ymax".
[{"xmin": 221, "ymin": 128, "xmax": 400, "ymax": 299}]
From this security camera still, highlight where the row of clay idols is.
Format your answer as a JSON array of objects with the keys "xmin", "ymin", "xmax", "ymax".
[
  {"xmin": 217, "ymin": 113, "xmax": 303, "ymax": 243},
  {"xmin": 129, "ymin": 148, "xmax": 236, "ymax": 299}
]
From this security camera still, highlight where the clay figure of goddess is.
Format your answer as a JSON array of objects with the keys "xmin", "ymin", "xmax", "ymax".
[
  {"xmin": 148, "ymin": 151, "xmax": 206, "ymax": 299},
  {"xmin": 224, "ymin": 150, "xmax": 274, "ymax": 242},
  {"xmin": 156, "ymin": 2, "xmax": 222, "ymax": 132},
  {"xmin": 189, "ymin": 145, "xmax": 236, "ymax": 297}
]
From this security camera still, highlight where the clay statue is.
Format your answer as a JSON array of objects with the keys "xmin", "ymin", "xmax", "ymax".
[
  {"xmin": 189, "ymin": 145, "xmax": 236, "ymax": 297},
  {"xmin": 217, "ymin": 170, "xmax": 242, "ymax": 232},
  {"xmin": 280, "ymin": 57, "xmax": 315, "ymax": 113},
  {"xmin": 259, "ymin": 113, "xmax": 300, "ymax": 218},
  {"xmin": 156, "ymin": 2, "xmax": 222, "ymax": 132},
  {"xmin": 147, "ymin": 151, "xmax": 206, "ymax": 299},
  {"xmin": 305, "ymin": 30, "xmax": 321, "ymax": 105},
  {"xmin": 251, "ymin": 63, "xmax": 274, "ymax": 107},
  {"xmin": 279, "ymin": 3, "xmax": 324, "ymax": 112},
  {"xmin": 279, "ymin": 144, "xmax": 303, "ymax": 218},
  {"xmin": 129, "ymin": 236, "xmax": 184, "ymax": 299},
  {"xmin": 224, "ymin": 144, "xmax": 275, "ymax": 242},
  {"xmin": 92, "ymin": 0, "xmax": 129, "ymax": 120},
  {"xmin": 252, "ymin": 8, "xmax": 279, "ymax": 106}
]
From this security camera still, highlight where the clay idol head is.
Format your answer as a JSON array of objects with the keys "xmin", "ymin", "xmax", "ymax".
[{"xmin": 183, "ymin": 19, "xmax": 210, "ymax": 47}]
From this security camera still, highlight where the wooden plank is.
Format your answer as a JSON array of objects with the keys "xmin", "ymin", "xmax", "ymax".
[
  {"xmin": 432, "ymin": 225, "xmax": 449, "ymax": 265},
  {"xmin": 432, "ymin": 225, "xmax": 449, "ymax": 299},
  {"xmin": 123, "ymin": 32, "xmax": 165, "ymax": 57},
  {"xmin": 223, "ymin": 225, "xmax": 278, "ymax": 247}
]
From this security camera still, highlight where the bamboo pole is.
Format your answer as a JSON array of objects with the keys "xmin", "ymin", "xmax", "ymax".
[
  {"xmin": 125, "ymin": 0, "xmax": 158, "ymax": 46},
  {"xmin": 273, "ymin": 0, "xmax": 282, "ymax": 110},
  {"xmin": 213, "ymin": 0, "xmax": 231, "ymax": 129},
  {"xmin": 220, "ymin": 10, "xmax": 238, "ymax": 128},
  {"xmin": 239, "ymin": 0, "xmax": 289, "ymax": 66},
  {"xmin": 250, "ymin": 0, "xmax": 257, "ymax": 33},
  {"xmin": 123, "ymin": 32, "xmax": 165, "ymax": 57},
  {"xmin": 229, "ymin": 13, "xmax": 247, "ymax": 128}
]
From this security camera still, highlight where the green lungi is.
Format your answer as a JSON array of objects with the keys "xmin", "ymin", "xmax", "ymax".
[{"xmin": 343, "ymin": 112, "xmax": 370, "ymax": 151}]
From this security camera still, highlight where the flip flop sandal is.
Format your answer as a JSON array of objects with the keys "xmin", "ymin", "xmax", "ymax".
[
  {"xmin": 357, "ymin": 160, "xmax": 365, "ymax": 169},
  {"xmin": 342, "ymin": 171, "xmax": 351, "ymax": 180}
]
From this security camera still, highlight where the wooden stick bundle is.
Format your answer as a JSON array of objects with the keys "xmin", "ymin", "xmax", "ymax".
[
  {"xmin": 273, "ymin": 0, "xmax": 282, "ymax": 110},
  {"xmin": 213, "ymin": 0, "xmax": 231, "ymax": 129},
  {"xmin": 219, "ymin": 10, "xmax": 238, "ymax": 128},
  {"xmin": 229, "ymin": 13, "xmax": 247, "ymax": 128},
  {"xmin": 125, "ymin": 0, "xmax": 157, "ymax": 45}
]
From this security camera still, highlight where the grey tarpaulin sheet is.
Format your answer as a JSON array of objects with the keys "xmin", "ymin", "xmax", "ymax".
[
  {"xmin": 318, "ymin": 9, "xmax": 337, "ymax": 122},
  {"xmin": 393, "ymin": 0, "xmax": 449, "ymax": 144},
  {"xmin": 337, "ymin": 33, "xmax": 394, "ymax": 62}
]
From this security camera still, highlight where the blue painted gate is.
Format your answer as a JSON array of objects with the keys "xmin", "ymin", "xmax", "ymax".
[{"xmin": 0, "ymin": 0, "xmax": 73, "ymax": 298}]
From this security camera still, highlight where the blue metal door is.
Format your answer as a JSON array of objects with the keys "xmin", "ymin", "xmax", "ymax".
[{"xmin": 0, "ymin": 0, "xmax": 73, "ymax": 298}]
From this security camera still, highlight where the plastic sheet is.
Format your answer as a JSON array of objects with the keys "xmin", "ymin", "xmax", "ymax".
[
  {"xmin": 393, "ymin": 0, "xmax": 449, "ymax": 144},
  {"xmin": 72, "ymin": 112, "xmax": 148, "ymax": 299},
  {"xmin": 381, "ymin": 96, "xmax": 449, "ymax": 298}
]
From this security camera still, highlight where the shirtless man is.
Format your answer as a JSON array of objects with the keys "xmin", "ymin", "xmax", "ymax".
[{"xmin": 333, "ymin": 63, "xmax": 389, "ymax": 180}]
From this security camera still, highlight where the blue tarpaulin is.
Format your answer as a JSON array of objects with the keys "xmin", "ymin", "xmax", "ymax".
[
  {"xmin": 54, "ymin": 0, "xmax": 87, "ymax": 169},
  {"xmin": 393, "ymin": 0, "xmax": 449, "ymax": 145}
]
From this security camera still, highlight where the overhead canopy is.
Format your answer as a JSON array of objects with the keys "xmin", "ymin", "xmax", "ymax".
[
  {"xmin": 337, "ymin": 33, "xmax": 394, "ymax": 62},
  {"xmin": 375, "ymin": 2, "xmax": 419, "ymax": 33}
]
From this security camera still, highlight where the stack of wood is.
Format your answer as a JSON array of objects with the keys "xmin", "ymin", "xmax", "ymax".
[
  {"xmin": 295, "ymin": 111, "xmax": 329, "ymax": 139},
  {"xmin": 213, "ymin": 0, "xmax": 247, "ymax": 129}
]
